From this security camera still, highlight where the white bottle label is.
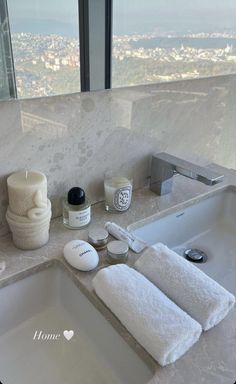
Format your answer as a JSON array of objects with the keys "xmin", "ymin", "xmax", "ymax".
[
  {"xmin": 69, "ymin": 207, "xmax": 91, "ymax": 227},
  {"xmin": 113, "ymin": 186, "xmax": 132, "ymax": 211}
]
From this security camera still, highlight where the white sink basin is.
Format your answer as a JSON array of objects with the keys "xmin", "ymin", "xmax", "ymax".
[
  {"xmin": 0, "ymin": 263, "xmax": 153, "ymax": 384},
  {"xmin": 129, "ymin": 188, "xmax": 236, "ymax": 295}
]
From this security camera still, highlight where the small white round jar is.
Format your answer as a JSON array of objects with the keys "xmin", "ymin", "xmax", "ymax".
[
  {"xmin": 107, "ymin": 240, "xmax": 129, "ymax": 264},
  {"xmin": 88, "ymin": 227, "xmax": 109, "ymax": 250}
]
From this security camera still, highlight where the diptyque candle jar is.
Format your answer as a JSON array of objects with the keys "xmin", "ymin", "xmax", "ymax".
[{"xmin": 104, "ymin": 172, "xmax": 133, "ymax": 213}]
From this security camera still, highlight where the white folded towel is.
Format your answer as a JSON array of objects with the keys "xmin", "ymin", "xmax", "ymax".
[
  {"xmin": 93, "ymin": 264, "xmax": 202, "ymax": 366},
  {"xmin": 135, "ymin": 243, "xmax": 235, "ymax": 331}
]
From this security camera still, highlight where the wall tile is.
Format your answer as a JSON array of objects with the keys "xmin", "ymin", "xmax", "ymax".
[{"xmin": 0, "ymin": 74, "xmax": 235, "ymax": 233}]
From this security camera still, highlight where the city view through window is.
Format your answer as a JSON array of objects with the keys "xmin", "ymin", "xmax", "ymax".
[
  {"xmin": 5, "ymin": 0, "xmax": 236, "ymax": 98},
  {"xmin": 8, "ymin": 0, "xmax": 80, "ymax": 98},
  {"xmin": 112, "ymin": 0, "xmax": 236, "ymax": 87}
]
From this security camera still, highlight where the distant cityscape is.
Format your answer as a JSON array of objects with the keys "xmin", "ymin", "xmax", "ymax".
[
  {"xmin": 112, "ymin": 31, "xmax": 236, "ymax": 87},
  {"xmin": 11, "ymin": 31, "xmax": 236, "ymax": 98},
  {"xmin": 12, "ymin": 33, "xmax": 80, "ymax": 98}
]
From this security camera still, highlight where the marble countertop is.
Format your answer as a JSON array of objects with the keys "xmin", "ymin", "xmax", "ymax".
[{"xmin": 0, "ymin": 168, "xmax": 236, "ymax": 384}]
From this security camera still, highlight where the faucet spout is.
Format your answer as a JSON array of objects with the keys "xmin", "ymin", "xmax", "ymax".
[{"xmin": 150, "ymin": 153, "xmax": 224, "ymax": 195}]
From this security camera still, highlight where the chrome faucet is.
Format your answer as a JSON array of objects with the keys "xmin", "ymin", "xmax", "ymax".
[{"xmin": 150, "ymin": 152, "xmax": 224, "ymax": 195}]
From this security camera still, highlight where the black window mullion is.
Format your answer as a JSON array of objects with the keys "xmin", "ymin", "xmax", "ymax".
[
  {"xmin": 105, "ymin": 0, "xmax": 112, "ymax": 89},
  {"xmin": 79, "ymin": 0, "xmax": 90, "ymax": 92}
]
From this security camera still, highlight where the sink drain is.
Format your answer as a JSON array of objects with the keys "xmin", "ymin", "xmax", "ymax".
[{"xmin": 184, "ymin": 248, "xmax": 207, "ymax": 263}]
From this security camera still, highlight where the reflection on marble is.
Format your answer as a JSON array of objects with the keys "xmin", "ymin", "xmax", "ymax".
[
  {"xmin": 0, "ymin": 261, "xmax": 6, "ymax": 274},
  {"xmin": 21, "ymin": 111, "xmax": 68, "ymax": 138},
  {"xmin": 0, "ymin": 74, "xmax": 236, "ymax": 234}
]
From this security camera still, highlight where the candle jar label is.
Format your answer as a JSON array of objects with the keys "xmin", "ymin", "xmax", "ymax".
[{"xmin": 113, "ymin": 186, "xmax": 132, "ymax": 211}]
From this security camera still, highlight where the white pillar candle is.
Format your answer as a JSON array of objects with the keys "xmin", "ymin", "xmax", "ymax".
[
  {"xmin": 6, "ymin": 170, "xmax": 51, "ymax": 250},
  {"xmin": 7, "ymin": 171, "xmax": 47, "ymax": 216}
]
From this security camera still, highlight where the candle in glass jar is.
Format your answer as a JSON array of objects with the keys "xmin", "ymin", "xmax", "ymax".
[
  {"xmin": 104, "ymin": 176, "xmax": 132, "ymax": 212},
  {"xmin": 7, "ymin": 171, "xmax": 47, "ymax": 216}
]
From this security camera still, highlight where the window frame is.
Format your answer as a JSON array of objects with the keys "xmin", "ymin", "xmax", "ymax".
[
  {"xmin": 79, "ymin": 0, "xmax": 112, "ymax": 92},
  {"xmin": 0, "ymin": 0, "xmax": 113, "ymax": 98},
  {"xmin": 0, "ymin": 0, "xmax": 17, "ymax": 99}
]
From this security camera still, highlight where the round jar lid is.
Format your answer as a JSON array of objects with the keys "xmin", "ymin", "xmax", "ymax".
[
  {"xmin": 88, "ymin": 227, "xmax": 109, "ymax": 246},
  {"xmin": 107, "ymin": 240, "xmax": 129, "ymax": 257}
]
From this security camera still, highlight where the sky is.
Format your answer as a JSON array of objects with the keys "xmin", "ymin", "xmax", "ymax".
[
  {"xmin": 7, "ymin": 0, "xmax": 236, "ymax": 36},
  {"xmin": 113, "ymin": 0, "xmax": 236, "ymax": 34},
  {"xmin": 8, "ymin": 0, "xmax": 79, "ymax": 37}
]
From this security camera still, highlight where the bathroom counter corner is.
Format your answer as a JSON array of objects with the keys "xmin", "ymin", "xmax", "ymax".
[{"xmin": 0, "ymin": 166, "xmax": 236, "ymax": 384}]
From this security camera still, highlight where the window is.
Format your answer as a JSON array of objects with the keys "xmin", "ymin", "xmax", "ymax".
[
  {"xmin": 0, "ymin": 1, "xmax": 236, "ymax": 100},
  {"xmin": 112, "ymin": 0, "xmax": 236, "ymax": 87},
  {"xmin": 7, "ymin": 0, "xmax": 80, "ymax": 98}
]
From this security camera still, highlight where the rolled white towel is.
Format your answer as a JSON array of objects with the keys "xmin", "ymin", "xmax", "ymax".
[
  {"xmin": 135, "ymin": 243, "xmax": 235, "ymax": 331},
  {"xmin": 93, "ymin": 264, "xmax": 202, "ymax": 366}
]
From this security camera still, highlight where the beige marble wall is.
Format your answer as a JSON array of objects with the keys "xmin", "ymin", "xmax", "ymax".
[{"xmin": 0, "ymin": 74, "xmax": 236, "ymax": 234}]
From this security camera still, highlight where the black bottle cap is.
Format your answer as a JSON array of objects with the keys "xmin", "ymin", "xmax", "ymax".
[{"xmin": 68, "ymin": 187, "xmax": 85, "ymax": 205}]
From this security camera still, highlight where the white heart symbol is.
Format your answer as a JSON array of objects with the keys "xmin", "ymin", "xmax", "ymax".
[{"xmin": 63, "ymin": 330, "xmax": 74, "ymax": 341}]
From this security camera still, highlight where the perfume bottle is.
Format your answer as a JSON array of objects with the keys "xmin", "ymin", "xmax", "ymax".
[{"xmin": 63, "ymin": 187, "xmax": 91, "ymax": 229}]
